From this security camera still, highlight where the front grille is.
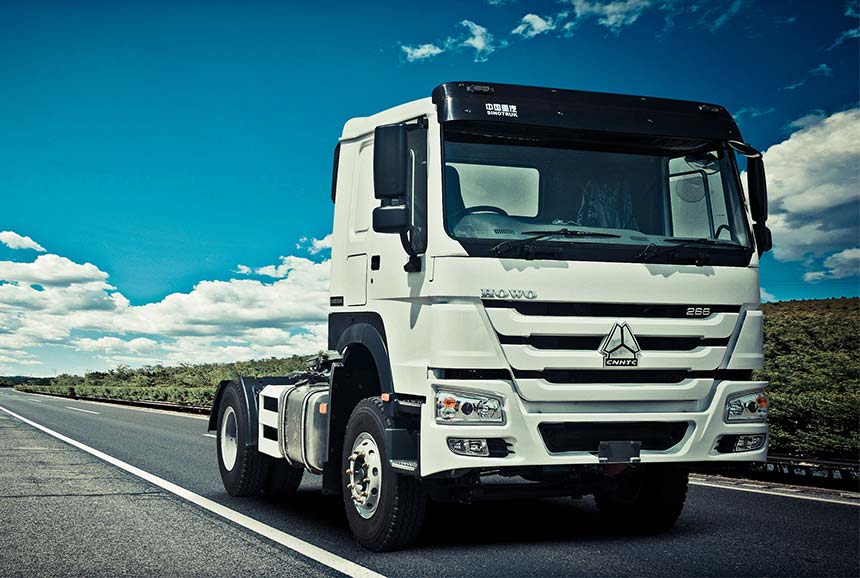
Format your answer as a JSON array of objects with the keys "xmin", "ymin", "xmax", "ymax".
[
  {"xmin": 483, "ymin": 301, "xmax": 740, "ymax": 318},
  {"xmin": 539, "ymin": 421, "xmax": 689, "ymax": 453},
  {"xmin": 514, "ymin": 369, "xmax": 753, "ymax": 384},
  {"xmin": 437, "ymin": 368, "xmax": 513, "ymax": 380},
  {"xmin": 499, "ymin": 334, "xmax": 730, "ymax": 351}
]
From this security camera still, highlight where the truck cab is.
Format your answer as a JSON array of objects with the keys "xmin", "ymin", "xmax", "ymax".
[{"xmin": 213, "ymin": 81, "xmax": 772, "ymax": 551}]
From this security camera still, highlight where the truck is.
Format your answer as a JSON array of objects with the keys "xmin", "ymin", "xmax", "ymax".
[{"xmin": 209, "ymin": 81, "xmax": 773, "ymax": 551}]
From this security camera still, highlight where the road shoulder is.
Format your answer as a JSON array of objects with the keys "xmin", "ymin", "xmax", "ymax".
[{"xmin": 0, "ymin": 411, "xmax": 333, "ymax": 578}]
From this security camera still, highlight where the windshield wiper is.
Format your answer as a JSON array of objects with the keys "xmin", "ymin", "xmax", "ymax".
[
  {"xmin": 491, "ymin": 228, "xmax": 620, "ymax": 258},
  {"xmin": 638, "ymin": 237, "xmax": 744, "ymax": 265},
  {"xmin": 664, "ymin": 237, "xmax": 743, "ymax": 248}
]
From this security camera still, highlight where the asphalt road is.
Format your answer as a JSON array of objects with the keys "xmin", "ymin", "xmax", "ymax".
[{"xmin": 1, "ymin": 388, "xmax": 857, "ymax": 578}]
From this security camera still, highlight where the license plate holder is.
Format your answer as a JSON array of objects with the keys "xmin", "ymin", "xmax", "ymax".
[{"xmin": 598, "ymin": 440, "xmax": 642, "ymax": 464}]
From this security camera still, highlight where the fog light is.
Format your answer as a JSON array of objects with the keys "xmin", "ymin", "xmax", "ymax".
[
  {"xmin": 725, "ymin": 390, "xmax": 768, "ymax": 422},
  {"xmin": 435, "ymin": 389, "xmax": 504, "ymax": 424},
  {"xmin": 735, "ymin": 434, "xmax": 766, "ymax": 452},
  {"xmin": 448, "ymin": 438, "xmax": 489, "ymax": 457}
]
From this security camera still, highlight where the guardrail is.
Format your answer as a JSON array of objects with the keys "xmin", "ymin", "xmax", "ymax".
[{"xmin": 742, "ymin": 454, "xmax": 860, "ymax": 491}]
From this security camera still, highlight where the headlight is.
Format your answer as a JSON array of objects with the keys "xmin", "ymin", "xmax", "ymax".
[
  {"xmin": 725, "ymin": 390, "xmax": 768, "ymax": 422},
  {"xmin": 435, "ymin": 389, "xmax": 504, "ymax": 424}
]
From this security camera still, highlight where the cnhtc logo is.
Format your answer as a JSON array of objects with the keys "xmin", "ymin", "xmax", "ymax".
[{"xmin": 599, "ymin": 322, "xmax": 641, "ymax": 367}]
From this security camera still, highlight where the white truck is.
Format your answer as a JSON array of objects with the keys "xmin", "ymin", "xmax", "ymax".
[{"xmin": 210, "ymin": 81, "xmax": 772, "ymax": 551}]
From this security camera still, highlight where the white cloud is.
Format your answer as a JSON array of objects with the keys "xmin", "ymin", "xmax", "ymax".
[
  {"xmin": 0, "ymin": 254, "xmax": 109, "ymax": 286},
  {"xmin": 810, "ymin": 63, "xmax": 832, "ymax": 76},
  {"xmin": 747, "ymin": 108, "xmax": 860, "ymax": 276},
  {"xmin": 781, "ymin": 80, "xmax": 805, "ymax": 91},
  {"xmin": 0, "ymin": 231, "xmax": 46, "ymax": 252},
  {"xmin": 453, "ymin": 20, "xmax": 499, "ymax": 62},
  {"xmin": 760, "ymin": 288, "xmax": 775, "ymax": 302},
  {"xmin": 512, "ymin": 14, "xmax": 557, "ymax": 38},
  {"xmin": 74, "ymin": 336, "xmax": 160, "ymax": 354},
  {"xmin": 709, "ymin": 0, "xmax": 743, "ymax": 31},
  {"xmin": 568, "ymin": 0, "xmax": 651, "ymax": 32},
  {"xmin": 828, "ymin": 27, "xmax": 860, "ymax": 50},
  {"xmin": 0, "ymin": 238, "xmax": 332, "ymax": 374},
  {"xmin": 781, "ymin": 64, "xmax": 834, "ymax": 91},
  {"xmin": 401, "ymin": 43, "xmax": 444, "ymax": 62},
  {"xmin": 402, "ymin": 0, "xmax": 747, "ymax": 60},
  {"xmin": 733, "ymin": 106, "xmax": 775, "ymax": 122},
  {"xmin": 234, "ymin": 264, "xmax": 252, "ymax": 275},
  {"xmin": 404, "ymin": 20, "xmax": 501, "ymax": 63},
  {"xmin": 787, "ymin": 110, "xmax": 826, "ymax": 130},
  {"xmin": 827, "ymin": 2, "xmax": 859, "ymax": 50},
  {"xmin": 803, "ymin": 248, "xmax": 860, "ymax": 282},
  {"xmin": 308, "ymin": 234, "xmax": 332, "ymax": 254}
]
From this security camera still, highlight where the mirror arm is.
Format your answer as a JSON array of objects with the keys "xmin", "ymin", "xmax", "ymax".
[{"xmin": 399, "ymin": 230, "xmax": 421, "ymax": 272}]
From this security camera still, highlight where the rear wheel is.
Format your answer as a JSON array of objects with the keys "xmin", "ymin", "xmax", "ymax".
[
  {"xmin": 341, "ymin": 397, "xmax": 427, "ymax": 551},
  {"xmin": 216, "ymin": 381, "xmax": 270, "ymax": 497},
  {"xmin": 594, "ymin": 465, "xmax": 689, "ymax": 534}
]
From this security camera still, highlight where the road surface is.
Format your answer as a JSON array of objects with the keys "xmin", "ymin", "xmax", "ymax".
[{"xmin": 0, "ymin": 388, "xmax": 857, "ymax": 578}]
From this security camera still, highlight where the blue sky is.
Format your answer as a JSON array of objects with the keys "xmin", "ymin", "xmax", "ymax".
[{"xmin": 1, "ymin": 0, "xmax": 858, "ymax": 375}]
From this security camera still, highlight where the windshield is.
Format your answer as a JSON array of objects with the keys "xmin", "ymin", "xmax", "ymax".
[{"xmin": 443, "ymin": 124, "xmax": 752, "ymax": 265}]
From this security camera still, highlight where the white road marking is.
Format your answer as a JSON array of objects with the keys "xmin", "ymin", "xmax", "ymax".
[
  {"xmin": 28, "ymin": 399, "xmax": 42, "ymax": 403},
  {"xmin": 690, "ymin": 479, "xmax": 859, "ymax": 507},
  {"xmin": 0, "ymin": 405, "xmax": 386, "ymax": 578},
  {"xmin": 202, "ymin": 433, "xmax": 216, "ymax": 438},
  {"xmin": 65, "ymin": 406, "xmax": 100, "ymax": 415}
]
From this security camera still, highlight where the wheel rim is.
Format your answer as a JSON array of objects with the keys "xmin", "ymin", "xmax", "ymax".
[
  {"xmin": 220, "ymin": 406, "xmax": 238, "ymax": 472},
  {"xmin": 347, "ymin": 432, "xmax": 382, "ymax": 519}
]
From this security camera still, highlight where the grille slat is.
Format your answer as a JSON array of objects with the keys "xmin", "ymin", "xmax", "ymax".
[
  {"xmin": 483, "ymin": 300, "xmax": 740, "ymax": 318},
  {"xmin": 499, "ymin": 334, "xmax": 729, "ymax": 351},
  {"xmin": 513, "ymin": 369, "xmax": 753, "ymax": 384}
]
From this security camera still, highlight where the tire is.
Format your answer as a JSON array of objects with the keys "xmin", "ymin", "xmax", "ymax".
[
  {"xmin": 216, "ymin": 381, "xmax": 270, "ymax": 497},
  {"xmin": 594, "ymin": 465, "xmax": 689, "ymax": 534},
  {"xmin": 341, "ymin": 397, "xmax": 427, "ymax": 551},
  {"xmin": 265, "ymin": 459, "xmax": 304, "ymax": 497}
]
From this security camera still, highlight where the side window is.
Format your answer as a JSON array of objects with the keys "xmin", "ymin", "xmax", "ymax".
[
  {"xmin": 668, "ymin": 170, "xmax": 710, "ymax": 238},
  {"xmin": 668, "ymin": 154, "xmax": 733, "ymax": 240},
  {"xmin": 447, "ymin": 163, "xmax": 539, "ymax": 217},
  {"xmin": 352, "ymin": 142, "xmax": 373, "ymax": 235}
]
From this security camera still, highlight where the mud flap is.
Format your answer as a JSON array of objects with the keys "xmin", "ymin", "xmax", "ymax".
[{"xmin": 386, "ymin": 428, "xmax": 419, "ymax": 475}]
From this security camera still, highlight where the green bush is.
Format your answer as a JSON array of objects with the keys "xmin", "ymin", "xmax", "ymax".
[
  {"xmin": 757, "ymin": 298, "xmax": 859, "ymax": 460},
  {"xmin": 12, "ymin": 355, "xmax": 314, "ymax": 408},
  {"xmin": 15, "ymin": 384, "xmax": 217, "ymax": 407}
]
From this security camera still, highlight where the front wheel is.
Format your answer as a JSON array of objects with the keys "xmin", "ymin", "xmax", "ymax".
[
  {"xmin": 594, "ymin": 465, "xmax": 689, "ymax": 534},
  {"xmin": 341, "ymin": 397, "xmax": 427, "ymax": 551}
]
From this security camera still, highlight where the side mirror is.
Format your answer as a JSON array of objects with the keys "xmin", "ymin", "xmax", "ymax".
[
  {"xmin": 372, "ymin": 204, "xmax": 409, "ymax": 234},
  {"xmin": 371, "ymin": 121, "xmax": 421, "ymax": 272},
  {"xmin": 729, "ymin": 140, "xmax": 771, "ymax": 255},
  {"xmin": 373, "ymin": 123, "xmax": 408, "ymax": 199},
  {"xmin": 754, "ymin": 223, "xmax": 772, "ymax": 255},
  {"xmin": 747, "ymin": 156, "xmax": 768, "ymax": 225},
  {"xmin": 372, "ymin": 123, "xmax": 410, "ymax": 235}
]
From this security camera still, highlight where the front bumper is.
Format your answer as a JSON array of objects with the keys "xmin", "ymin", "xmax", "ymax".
[{"xmin": 419, "ymin": 379, "xmax": 768, "ymax": 477}]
